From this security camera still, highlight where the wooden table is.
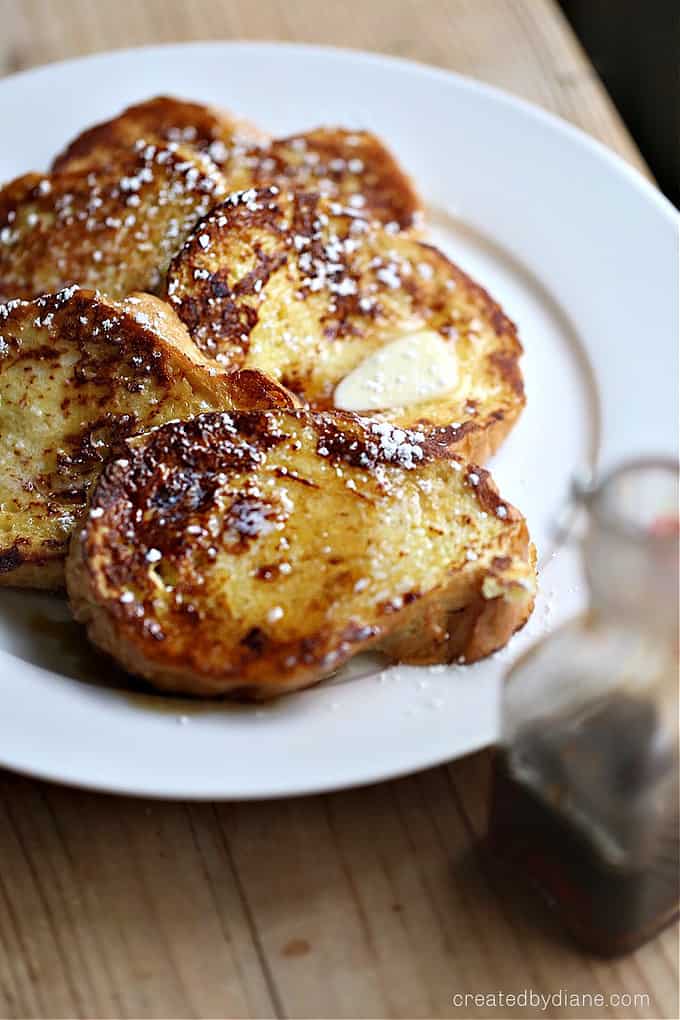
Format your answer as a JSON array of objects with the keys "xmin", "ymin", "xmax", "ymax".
[{"xmin": 0, "ymin": 2, "xmax": 676, "ymax": 1017}]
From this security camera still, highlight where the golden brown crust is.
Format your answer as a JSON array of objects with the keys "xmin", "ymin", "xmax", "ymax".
[
  {"xmin": 221, "ymin": 127, "xmax": 423, "ymax": 232},
  {"xmin": 51, "ymin": 100, "xmax": 420, "ymax": 232},
  {"xmin": 379, "ymin": 542, "xmax": 538, "ymax": 664},
  {"xmin": 66, "ymin": 410, "xmax": 535, "ymax": 698},
  {"xmin": 0, "ymin": 548, "xmax": 65, "ymax": 590},
  {"xmin": 0, "ymin": 287, "xmax": 291, "ymax": 589},
  {"xmin": 165, "ymin": 188, "xmax": 525, "ymax": 461},
  {"xmin": 51, "ymin": 95, "xmax": 267, "ymax": 173},
  {"xmin": 0, "ymin": 143, "xmax": 226, "ymax": 303}
]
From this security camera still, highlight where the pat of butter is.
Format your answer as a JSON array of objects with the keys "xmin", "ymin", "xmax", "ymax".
[{"xmin": 333, "ymin": 330, "xmax": 458, "ymax": 411}]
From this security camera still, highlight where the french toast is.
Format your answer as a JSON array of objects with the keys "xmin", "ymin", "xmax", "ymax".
[
  {"xmin": 52, "ymin": 97, "xmax": 421, "ymax": 232},
  {"xmin": 66, "ymin": 409, "xmax": 536, "ymax": 699},
  {"xmin": 0, "ymin": 142, "xmax": 226, "ymax": 303},
  {"xmin": 0, "ymin": 287, "xmax": 292, "ymax": 589},
  {"xmin": 222, "ymin": 127, "xmax": 422, "ymax": 233},
  {"xmin": 51, "ymin": 95, "xmax": 267, "ymax": 174},
  {"xmin": 166, "ymin": 187, "xmax": 524, "ymax": 462}
]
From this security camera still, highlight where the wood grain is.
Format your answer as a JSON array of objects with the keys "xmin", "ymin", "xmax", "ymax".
[
  {"xmin": 0, "ymin": 1, "xmax": 674, "ymax": 1017},
  {"xmin": 0, "ymin": 0, "xmax": 651, "ymax": 177}
]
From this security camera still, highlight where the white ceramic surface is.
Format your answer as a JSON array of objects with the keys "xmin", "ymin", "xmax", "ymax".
[{"xmin": 0, "ymin": 43, "xmax": 676, "ymax": 799}]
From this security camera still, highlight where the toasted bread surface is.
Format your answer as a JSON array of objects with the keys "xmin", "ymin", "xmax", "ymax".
[
  {"xmin": 67, "ymin": 409, "xmax": 536, "ymax": 698},
  {"xmin": 222, "ymin": 127, "xmax": 422, "ymax": 232},
  {"xmin": 51, "ymin": 95, "xmax": 267, "ymax": 174},
  {"xmin": 0, "ymin": 143, "xmax": 226, "ymax": 303},
  {"xmin": 53, "ymin": 102, "xmax": 420, "ymax": 232},
  {"xmin": 0, "ymin": 287, "xmax": 290, "ymax": 588},
  {"xmin": 166, "ymin": 188, "xmax": 524, "ymax": 461}
]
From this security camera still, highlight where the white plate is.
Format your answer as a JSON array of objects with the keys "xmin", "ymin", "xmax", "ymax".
[{"xmin": 0, "ymin": 43, "xmax": 676, "ymax": 799}]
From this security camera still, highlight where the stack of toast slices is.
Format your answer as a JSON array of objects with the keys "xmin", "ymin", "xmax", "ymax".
[{"xmin": 0, "ymin": 96, "xmax": 536, "ymax": 699}]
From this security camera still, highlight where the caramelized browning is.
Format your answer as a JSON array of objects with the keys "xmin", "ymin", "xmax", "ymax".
[
  {"xmin": 220, "ymin": 127, "xmax": 422, "ymax": 232},
  {"xmin": 0, "ymin": 143, "xmax": 226, "ymax": 302},
  {"xmin": 0, "ymin": 288, "xmax": 290, "ymax": 588},
  {"xmin": 67, "ymin": 409, "xmax": 536, "ymax": 698},
  {"xmin": 52, "ymin": 102, "xmax": 421, "ymax": 231},
  {"xmin": 166, "ymin": 188, "xmax": 525, "ymax": 460},
  {"xmin": 51, "ymin": 95, "xmax": 268, "ymax": 173}
]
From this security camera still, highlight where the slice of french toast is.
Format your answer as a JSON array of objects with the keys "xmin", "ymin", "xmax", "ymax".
[
  {"xmin": 0, "ymin": 287, "xmax": 293, "ymax": 588},
  {"xmin": 222, "ymin": 127, "xmax": 422, "ymax": 233},
  {"xmin": 165, "ymin": 187, "xmax": 524, "ymax": 462},
  {"xmin": 51, "ymin": 95, "xmax": 267, "ymax": 174},
  {"xmin": 0, "ymin": 142, "xmax": 226, "ymax": 303},
  {"xmin": 52, "ymin": 97, "xmax": 421, "ymax": 232},
  {"xmin": 66, "ymin": 409, "xmax": 536, "ymax": 699}
]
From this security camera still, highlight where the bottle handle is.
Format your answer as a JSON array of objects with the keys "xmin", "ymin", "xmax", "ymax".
[{"xmin": 552, "ymin": 467, "xmax": 595, "ymax": 546}]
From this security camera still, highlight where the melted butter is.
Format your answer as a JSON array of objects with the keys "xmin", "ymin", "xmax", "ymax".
[{"xmin": 333, "ymin": 329, "xmax": 458, "ymax": 411}]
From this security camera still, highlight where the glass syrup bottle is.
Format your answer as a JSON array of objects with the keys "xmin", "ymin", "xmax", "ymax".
[{"xmin": 488, "ymin": 458, "xmax": 679, "ymax": 956}]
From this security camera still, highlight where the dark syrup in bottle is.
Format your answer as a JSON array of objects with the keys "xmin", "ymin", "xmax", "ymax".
[{"xmin": 487, "ymin": 695, "xmax": 680, "ymax": 956}]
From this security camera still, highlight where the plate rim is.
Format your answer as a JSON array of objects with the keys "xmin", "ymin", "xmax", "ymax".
[
  {"xmin": 0, "ymin": 40, "xmax": 675, "ymax": 799},
  {"xmin": 3, "ymin": 39, "xmax": 677, "ymax": 226}
]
